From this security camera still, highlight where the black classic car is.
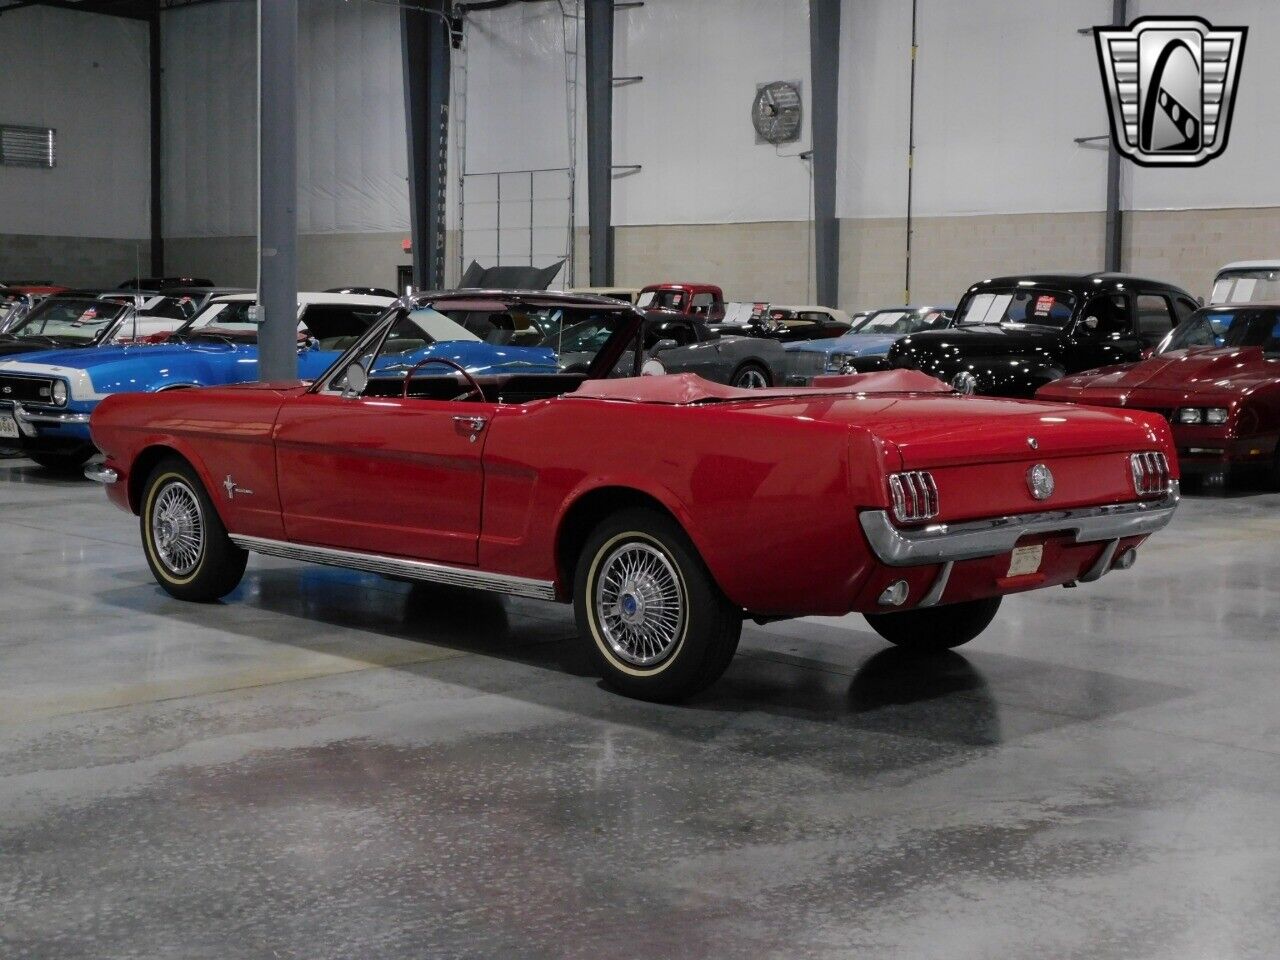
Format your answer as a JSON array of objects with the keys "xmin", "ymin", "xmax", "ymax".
[{"xmin": 887, "ymin": 273, "xmax": 1199, "ymax": 397}]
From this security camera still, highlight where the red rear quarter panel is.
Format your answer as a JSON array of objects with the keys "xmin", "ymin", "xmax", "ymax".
[
  {"xmin": 91, "ymin": 385, "xmax": 300, "ymax": 538},
  {"xmin": 481, "ymin": 396, "xmax": 896, "ymax": 615}
]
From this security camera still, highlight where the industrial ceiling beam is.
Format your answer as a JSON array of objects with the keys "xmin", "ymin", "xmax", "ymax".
[
  {"xmin": 584, "ymin": 0, "xmax": 615, "ymax": 286},
  {"xmin": 809, "ymin": 0, "xmax": 840, "ymax": 307},
  {"xmin": 400, "ymin": 0, "xmax": 451, "ymax": 291},
  {"xmin": 256, "ymin": 0, "xmax": 299, "ymax": 382}
]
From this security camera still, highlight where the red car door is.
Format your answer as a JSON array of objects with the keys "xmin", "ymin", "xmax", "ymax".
[{"xmin": 273, "ymin": 391, "xmax": 491, "ymax": 566}]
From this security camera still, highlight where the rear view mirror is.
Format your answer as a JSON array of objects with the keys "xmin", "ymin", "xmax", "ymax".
[{"xmin": 342, "ymin": 361, "xmax": 368, "ymax": 397}]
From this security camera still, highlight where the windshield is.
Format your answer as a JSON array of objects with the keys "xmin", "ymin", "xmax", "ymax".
[
  {"xmin": 6, "ymin": 297, "xmax": 127, "ymax": 343},
  {"xmin": 1209, "ymin": 268, "xmax": 1280, "ymax": 305},
  {"xmin": 636, "ymin": 289, "xmax": 686, "ymax": 311},
  {"xmin": 1165, "ymin": 307, "xmax": 1280, "ymax": 355},
  {"xmin": 957, "ymin": 288, "xmax": 1077, "ymax": 327},
  {"xmin": 173, "ymin": 299, "xmax": 387, "ymax": 347}
]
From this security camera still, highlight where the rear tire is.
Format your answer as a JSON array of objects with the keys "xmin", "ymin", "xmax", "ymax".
[
  {"xmin": 28, "ymin": 445, "xmax": 94, "ymax": 471},
  {"xmin": 863, "ymin": 596, "xmax": 1002, "ymax": 654},
  {"xmin": 574, "ymin": 508, "xmax": 741, "ymax": 702},
  {"xmin": 731, "ymin": 363, "xmax": 771, "ymax": 389},
  {"xmin": 140, "ymin": 457, "xmax": 247, "ymax": 601}
]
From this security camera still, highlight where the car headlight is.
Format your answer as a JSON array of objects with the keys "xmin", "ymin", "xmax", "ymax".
[
  {"xmin": 1176, "ymin": 407, "xmax": 1230, "ymax": 425},
  {"xmin": 1176, "ymin": 408, "xmax": 1202, "ymax": 424},
  {"xmin": 1205, "ymin": 407, "xmax": 1229, "ymax": 425},
  {"xmin": 51, "ymin": 380, "xmax": 68, "ymax": 406},
  {"xmin": 826, "ymin": 353, "xmax": 852, "ymax": 372}
]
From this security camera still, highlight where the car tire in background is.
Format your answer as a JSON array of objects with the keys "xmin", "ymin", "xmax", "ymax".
[
  {"xmin": 863, "ymin": 596, "xmax": 1002, "ymax": 654},
  {"xmin": 140, "ymin": 456, "xmax": 248, "ymax": 602},
  {"xmin": 28, "ymin": 445, "xmax": 96, "ymax": 472},
  {"xmin": 574, "ymin": 507, "xmax": 741, "ymax": 702},
  {"xmin": 731, "ymin": 362, "xmax": 771, "ymax": 389}
]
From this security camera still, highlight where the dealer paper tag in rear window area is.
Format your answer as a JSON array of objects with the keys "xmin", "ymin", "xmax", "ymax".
[
  {"xmin": 1007, "ymin": 544, "xmax": 1044, "ymax": 577},
  {"xmin": 1034, "ymin": 296, "xmax": 1055, "ymax": 316}
]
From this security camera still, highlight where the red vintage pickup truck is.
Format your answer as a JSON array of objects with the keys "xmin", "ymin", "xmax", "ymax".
[
  {"xmin": 86, "ymin": 291, "xmax": 1179, "ymax": 702},
  {"xmin": 636, "ymin": 282, "xmax": 726, "ymax": 322}
]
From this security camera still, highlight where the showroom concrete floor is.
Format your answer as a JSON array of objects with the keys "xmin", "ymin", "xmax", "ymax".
[{"xmin": 1, "ymin": 459, "xmax": 1278, "ymax": 960}]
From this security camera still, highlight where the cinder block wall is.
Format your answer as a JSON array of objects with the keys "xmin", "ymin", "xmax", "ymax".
[{"xmin": 0, "ymin": 235, "xmax": 152, "ymax": 288}]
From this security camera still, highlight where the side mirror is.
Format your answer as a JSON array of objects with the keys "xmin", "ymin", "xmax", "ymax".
[
  {"xmin": 649, "ymin": 338, "xmax": 678, "ymax": 355},
  {"xmin": 342, "ymin": 361, "xmax": 368, "ymax": 398}
]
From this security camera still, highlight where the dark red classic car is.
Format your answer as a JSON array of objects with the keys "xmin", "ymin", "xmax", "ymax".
[
  {"xmin": 1037, "ymin": 302, "xmax": 1280, "ymax": 487},
  {"xmin": 86, "ymin": 291, "xmax": 1179, "ymax": 702}
]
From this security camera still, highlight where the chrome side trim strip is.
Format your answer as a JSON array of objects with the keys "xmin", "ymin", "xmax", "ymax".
[
  {"xmin": 228, "ymin": 534, "xmax": 558, "ymax": 601},
  {"xmin": 859, "ymin": 486, "xmax": 1179, "ymax": 567},
  {"xmin": 917, "ymin": 560, "xmax": 953, "ymax": 607},
  {"xmin": 84, "ymin": 463, "xmax": 119, "ymax": 484}
]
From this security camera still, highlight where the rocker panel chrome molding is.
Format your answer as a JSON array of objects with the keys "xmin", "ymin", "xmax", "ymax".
[{"xmin": 228, "ymin": 534, "xmax": 558, "ymax": 601}]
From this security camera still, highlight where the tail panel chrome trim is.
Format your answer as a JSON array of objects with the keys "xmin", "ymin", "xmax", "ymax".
[
  {"xmin": 859, "ymin": 485, "xmax": 1179, "ymax": 567},
  {"xmin": 228, "ymin": 534, "xmax": 558, "ymax": 601}
]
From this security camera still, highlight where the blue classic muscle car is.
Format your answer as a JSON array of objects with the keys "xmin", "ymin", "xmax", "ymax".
[
  {"xmin": 784, "ymin": 305, "xmax": 955, "ymax": 382},
  {"xmin": 0, "ymin": 291, "xmax": 561, "ymax": 469}
]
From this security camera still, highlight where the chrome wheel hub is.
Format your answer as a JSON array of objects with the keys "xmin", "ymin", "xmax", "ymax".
[
  {"xmin": 151, "ymin": 480, "xmax": 204, "ymax": 576},
  {"xmin": 595, "ymin": 542, "xmax": 685, "ymax": 668},
  {"xmin": 736, "ymin": 368, "xmax": 768, "ymax": 389}
]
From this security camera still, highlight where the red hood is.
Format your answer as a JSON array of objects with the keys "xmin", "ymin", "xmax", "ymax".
[{"xmin": 1039, "ymin": 347, "xmax": 1280, "ymax": 406}]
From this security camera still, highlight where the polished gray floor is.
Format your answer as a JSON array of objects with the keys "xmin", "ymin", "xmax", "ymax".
[{"xmin": 1, "ymin": 458, "xmax": 1278, "ymax": 960}]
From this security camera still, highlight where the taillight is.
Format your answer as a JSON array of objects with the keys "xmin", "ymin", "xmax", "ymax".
[
  {"xmin": 1130, "ymin": 452, "xmax": 1171, "ymax": 497},
  {"xmin": 888, "ymin": 470, "xmax": 939, "ymax": 524}
]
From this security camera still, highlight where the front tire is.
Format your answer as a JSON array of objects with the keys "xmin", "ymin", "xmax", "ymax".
[
  {"xmin": 863, "ymin": 596, "xmax": 1002, "ymax": 654},
  {"xmin": 140, "ymin": 457, "xmax": 247, "ymax": 601},
  {"xmin": 28, "ymin": 445, "xmax": 95, "ymax": 471},
  {"xmin": 731, "ymin": 362, "xmax": 771, "ymax": 389},
  {"xmin": 574, "ymin": 508, "xmax": 741, "ymax": 702}
]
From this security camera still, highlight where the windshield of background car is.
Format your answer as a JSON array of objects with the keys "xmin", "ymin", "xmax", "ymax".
[
  {"xmin": 1165, "ymin": 308, "xmax": 1280, "ymax": 355},
  {"xmin": 635, "ymin": 289, "xmax": 686, "ymax": 311},
  {"xmin": 957, "ymin": 288, "xmax": 1077, "ymax": 327},
  {"xmin": 1209, "ymin": 269, "xmax": 1280, "ymax": 305},
  {"xmin": 178, "ymin": 300, "xmax": 385, "ymax": 346},
  {"xmin": 7, "ymin": 297, "xmax": 126, "ymax": 342}
]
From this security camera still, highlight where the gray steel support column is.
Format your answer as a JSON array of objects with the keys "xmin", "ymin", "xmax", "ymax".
[
  {"xmin": 585, "ymin": 0, "xmax": 614, "ymax": 286},
  {"xmin": 256, "ymin": 0, "xmax": 298, "ymax": 382},
  {"xmin": 1104, "ymin": 0, "xmax": 1126, "ymax": 272},
  {"xmin": 809, "ymin": 0, "xmax": 840, "ymax": 307},
  {"xmin": 401, "ymin": 0, "xmax": 450, "ymax": 291},
  {"xmin": 149, "ymin": 3, "xmax": 163, "ymax": 276}
]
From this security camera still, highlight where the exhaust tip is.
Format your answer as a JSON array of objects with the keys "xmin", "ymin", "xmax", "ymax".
[
  {"xmin": 1113, "ymin": 547, "xmax": 1138, "ymax": 571},
  {"xmin": 878, "ymin": 580, "xmax": 909, "ymax": 607}
]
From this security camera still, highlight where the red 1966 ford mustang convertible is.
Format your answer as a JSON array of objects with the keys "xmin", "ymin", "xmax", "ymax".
[{"xmin": 86, "ymin": 291, "xmax": 1180, "ymax": 702}]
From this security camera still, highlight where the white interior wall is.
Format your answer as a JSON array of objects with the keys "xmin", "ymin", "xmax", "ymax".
[
  {"xmin": 0, "ymin": 6, "xmax": 149, "ymax": 238},
  {"xmin": 163, "ymin": 0, "xmax": 407, "ymax": 239},
  {"xmin": 839, "ymin": 0, "xmax": 1280, "ymax": 221},
  {"xmin": 612, "ymin": 0, "xmax": 813, "ymax": 226},
  {"xmin": 1125, "ymin": 0, "xmax": 1280, "ymax": 211}
]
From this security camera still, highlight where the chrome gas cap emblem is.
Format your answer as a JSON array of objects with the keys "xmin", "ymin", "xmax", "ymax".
[
  {"xmin": 951, "ymin": 371, "xmax": 977, "ymax": 395},
  {"xmin": 1027, "ymin": 463, "xmax": 1055, "ymax": 500}
]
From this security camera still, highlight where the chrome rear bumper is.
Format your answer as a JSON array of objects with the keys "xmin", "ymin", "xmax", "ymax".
[
  {"xmin": 84, "ymin": 463, "xmax": 119, "ymax": 484},
  {"xmin": 859, "ymin": 485, "xmax": 1179, "ymax": 567}
]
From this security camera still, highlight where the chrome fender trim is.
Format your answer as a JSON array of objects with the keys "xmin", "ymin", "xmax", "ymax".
[
  {"xmin": 228, "ymin": 534, "xmax": 558, "ymax": 601},
  {"xmin": 859, "ymin": 485, "xmax": 1179, "ymax": 567}
]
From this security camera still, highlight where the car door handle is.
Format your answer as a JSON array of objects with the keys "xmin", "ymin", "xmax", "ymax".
[{"xmin": 452, "ymin": 415, "xmax": 487, "ymax": 438}]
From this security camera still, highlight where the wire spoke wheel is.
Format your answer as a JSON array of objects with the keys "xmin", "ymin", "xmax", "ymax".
[
  {"xmin": 150, "ymin": 480, "xmax": 205, "ymax": 577},
  {"xmin": 594, "ymin": 541, "xmax": 686, "ymax": 668}
]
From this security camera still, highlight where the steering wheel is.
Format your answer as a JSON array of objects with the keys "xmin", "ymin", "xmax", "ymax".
[{"xmin": 400, "ymin": 355, "xmax": 485, "ymax": 402}]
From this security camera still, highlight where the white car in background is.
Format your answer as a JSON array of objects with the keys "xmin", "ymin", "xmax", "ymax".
[{"xmin": 1210, "ymin": 261, "xmax": 1280, "ymax": 305}]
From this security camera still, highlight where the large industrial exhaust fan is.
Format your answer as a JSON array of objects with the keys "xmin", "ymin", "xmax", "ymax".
[{"xmin": 751, "ymin": 80, "xmax": 803, "ymax": 144}]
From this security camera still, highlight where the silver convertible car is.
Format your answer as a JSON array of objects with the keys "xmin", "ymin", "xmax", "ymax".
[{"xmin": 625, "ymin": 314, "xmax": 792, "ymax": 387}]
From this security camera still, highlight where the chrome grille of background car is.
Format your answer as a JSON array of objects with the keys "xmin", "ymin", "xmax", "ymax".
[
  {"xmin": 1130, "ymin": 452, "xmax": 1172, "ymax": 497},
  {"xmin": 0, "ymin": 374, "xmax": 55, "ymax": 404},
  {"xmin": 888, "ymin": 470, "xmax": 940, "ymax": 524}
]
